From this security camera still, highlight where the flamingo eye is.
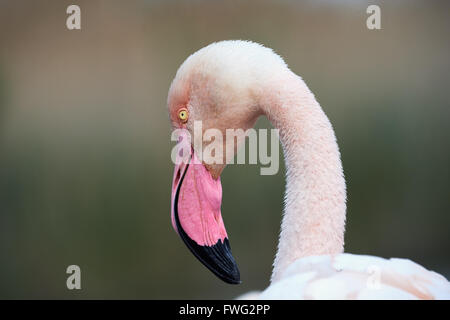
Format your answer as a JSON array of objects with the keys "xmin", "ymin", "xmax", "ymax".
[{"xmin": 178, "ymin": 108, "xmax": 189, "ymax": 123}]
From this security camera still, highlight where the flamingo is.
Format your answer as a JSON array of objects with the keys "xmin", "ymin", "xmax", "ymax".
[{"xmin": 167, "ymin": 40, "xmax": 450, "ymax": 299}]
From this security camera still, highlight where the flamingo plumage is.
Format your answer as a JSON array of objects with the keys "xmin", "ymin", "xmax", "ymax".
[{"xmin": 167, "ymin": 40, "xmax": 450, "ymax": 299}]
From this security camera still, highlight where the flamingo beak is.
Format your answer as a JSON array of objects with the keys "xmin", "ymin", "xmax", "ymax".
[{"xmin": 171, "ymin": 150, "xmax": 241, "ymax": 284}]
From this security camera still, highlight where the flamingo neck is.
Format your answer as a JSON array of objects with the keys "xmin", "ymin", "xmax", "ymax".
[{"xmin": 260, "ymin": 71, "xmax": 347, "ymax": 282}]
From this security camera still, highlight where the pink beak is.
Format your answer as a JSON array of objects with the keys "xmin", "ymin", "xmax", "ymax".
[{"xmin": 171, "ymin": 148, "xmax": 240, "ymax": 284}]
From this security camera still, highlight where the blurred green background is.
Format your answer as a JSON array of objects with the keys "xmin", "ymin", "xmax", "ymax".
[{"xmin": 0, "ymin": 0, "xmax": 449, "ymax": 299}]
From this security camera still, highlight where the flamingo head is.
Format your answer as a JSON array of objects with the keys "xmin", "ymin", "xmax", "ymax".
[{"xmin": 167, "ymin": 41, "xmax": 287, "ymax": 284}]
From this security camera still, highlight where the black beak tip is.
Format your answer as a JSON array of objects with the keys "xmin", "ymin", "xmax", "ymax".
[{"xmin": 179, "ymin": 233, "xmax": 242, "ymax": 285}]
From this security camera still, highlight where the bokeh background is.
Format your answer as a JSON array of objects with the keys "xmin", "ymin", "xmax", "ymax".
[{"xmin": 0, "ymin": 0, "xmax": 449, "ymax": 299}]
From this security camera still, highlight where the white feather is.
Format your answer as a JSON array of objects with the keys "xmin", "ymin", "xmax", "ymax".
[{"xmin": 238, "ymin": 254, "xmax": 450, "ymax": 300}]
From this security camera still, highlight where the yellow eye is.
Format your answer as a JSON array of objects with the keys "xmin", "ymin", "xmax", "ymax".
[{"xmin": 178, "ymin": 108, "xmax": 188, "ymax": 123}]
